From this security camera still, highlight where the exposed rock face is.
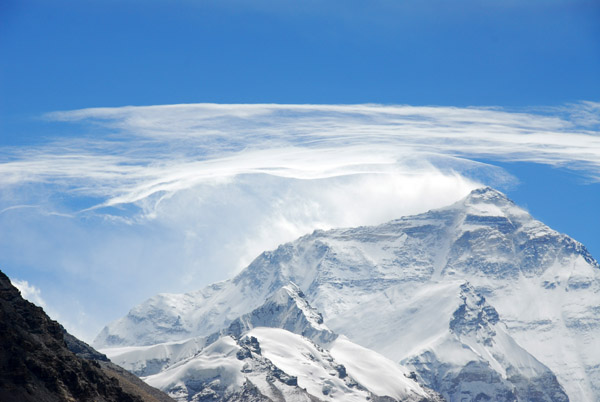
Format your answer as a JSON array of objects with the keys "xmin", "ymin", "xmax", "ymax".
[
  {"xmin": 0, "ymin": 270, "xmax": 174, "ymax": 402},
  {"xmin": 449, "ymin": 283, "xmax": 500, "ymax": 341}
]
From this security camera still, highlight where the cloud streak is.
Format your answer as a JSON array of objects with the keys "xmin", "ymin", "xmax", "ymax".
[
  {"xmin": 1, "ymin": 102, "xmax": 596, "ymax": 208},
  {"xmin": 1, "ymin": 102, "xmax": 599, "ymax": 341}
]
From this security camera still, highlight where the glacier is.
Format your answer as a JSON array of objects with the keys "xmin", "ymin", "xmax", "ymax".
[{"xmin": 96, "ymin": 187, "xmax": 600, "ymax": 401}]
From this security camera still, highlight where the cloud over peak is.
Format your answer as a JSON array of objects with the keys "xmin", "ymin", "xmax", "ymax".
[
  {"xmin": 2, "ymin": 101, "xmax": 593, "ymax": 210},
  {"xmin": 1, "ymin": 101, "xmax": 599, "ymax": 341}
]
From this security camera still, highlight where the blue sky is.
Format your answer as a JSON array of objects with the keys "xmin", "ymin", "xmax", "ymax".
[{"xmin": 1, "ymin": 0, "xmax": 599, "ymax": 341}]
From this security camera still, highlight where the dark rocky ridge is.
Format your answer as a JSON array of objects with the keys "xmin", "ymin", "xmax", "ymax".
[{"xmin": 0, "ymin": 270, "xmax": 174, "ymax": 402}]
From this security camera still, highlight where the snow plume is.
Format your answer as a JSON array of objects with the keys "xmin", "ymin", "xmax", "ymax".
[{"xmin": 0, "ymin": 101, "xmax": 598, "ymax": 341}]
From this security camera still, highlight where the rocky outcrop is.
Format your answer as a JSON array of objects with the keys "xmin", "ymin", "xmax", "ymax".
[
  {"xmin": 0, "ymin": 270, "xmax": 174, "ymax": 402},
  {"xmin": 220, "ymin": 282, "xmax": 337, "ymax": 346}
]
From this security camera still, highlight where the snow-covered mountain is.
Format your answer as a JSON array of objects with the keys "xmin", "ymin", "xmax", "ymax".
[
  {"xmin": 403, "ymin": 282, "xmax": 568, "ymax": 401},
  {"xmin": 95, "ymin": 187, "xmax": 600, "ymax": 401},
  {"xmin": 140, "ymin": 327, "xmax": 438, "ymax": 402},
  {"xmin": 104, "ymin": 282, "xmax": 438, "ymax": 401},
  {"xmin": 102, "ymin": 283, "xmax": 336, "ymax": 378}
]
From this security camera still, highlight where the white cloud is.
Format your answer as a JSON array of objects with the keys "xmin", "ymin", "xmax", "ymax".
[
  {"xmin": 0, "ymin": 102, "xmax": 594, "ymax": 212},
  {"xmin": 1, "ymin": 101, "xmax": 599, "ymax": 341},
  {"xmin": 12, "ymin": 278, "xmax": 47, "ymax": 309},
  {"xmin": 37, "ymin": 103, "xmax": 600, "ymax": 191}
]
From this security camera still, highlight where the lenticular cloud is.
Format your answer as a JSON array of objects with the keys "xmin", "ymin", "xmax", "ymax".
[{"xmin": 1, "ymin": 102, "xmax": 596, "ymax": 212}]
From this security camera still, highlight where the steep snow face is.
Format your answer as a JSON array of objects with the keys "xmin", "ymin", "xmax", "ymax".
[
  {"xmin": 101, "ymin": 337, "xmax": 209, "ymax": 377},
  {"xmin": 95, "ymin": 187, "xmax": 600, "ymax": 401},
  {"xmin": 143, "ymin": 336, "xmax": 247, "ymax": 401},
  {"xmin": 245, "ymin": 328, "xmax": 371, "ymax": 402},
  {"xmin": 222, "ymin": 282, "xmax": 337, "ymax": 346},
  {"xmin": 107, "ymin": 283, "xmax": 437, "ymax": 402},
  {"xmin": 330, "ymin": 335, "xmax": 431, "ymax": 401},
  {"xmin": 403, "ymin": 283, "xmax": 568, "ymax": 402},
  {"xmin": 102, "ymin": 282, "xmax": 335, "ymax": 377},
  {"xmin": 139, "ymin": 329, "xmax": 435, "ymax": 402}
]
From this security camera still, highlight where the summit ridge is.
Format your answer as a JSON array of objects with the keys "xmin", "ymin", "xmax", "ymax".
[{"xmin": 95, "ymin": 187, "xmax": 600, "ymax": 401}]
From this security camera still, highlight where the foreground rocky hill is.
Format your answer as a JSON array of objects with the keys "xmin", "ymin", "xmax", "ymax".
[{"xmin": 0, "ymin": 270, "xmax": 174, "ymax": 402}]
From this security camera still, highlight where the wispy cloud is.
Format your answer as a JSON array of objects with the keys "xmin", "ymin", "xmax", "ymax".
[
  {"xmin": 2, "ymin": 102, "xmax": 597, "ymax": 208},
  {"xmin": 12, "ymin": 278, "xmax": 47, "ymax": 309},
  {"xmin": 1, "ymin": 102, "xmax": 599, "ymax": 341}
]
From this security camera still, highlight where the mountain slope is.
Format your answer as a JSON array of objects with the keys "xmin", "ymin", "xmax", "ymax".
[
  {"xmin": 219, "ymin": 282, "xmax": 336, "ymax": 346},
  {"xmin": 143, "ymin": 330, "xmax": 383, "ymax": 402},
  {"xmin": 106, "ymin": 280, "xmax": 565, "ymax": 402},
  {"xmin": 107, "ymin": 283, "xmax": 439, "ymax": 402},
  {"xmin": 103, "ymin": 282, "xmax": 335, "ymax": 378},
  {"xmin": 403, "ymin": 283, "xmax": 568, "ymax": 401},
  {"xmin": 95, "ymin": 187, "xmax": 600, "ymax": 401},
  {"xmin": 0, "ymin": 270, "xmax": 174, "ymax": 402}
]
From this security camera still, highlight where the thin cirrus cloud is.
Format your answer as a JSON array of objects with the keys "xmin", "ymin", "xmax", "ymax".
[
  {"xmin": 4, "ymin": 101, "xmax": 598, "ymax": 207},
  {"xmin": 1, "ymin": 102, "xmax": 599, "ymax": 342}
]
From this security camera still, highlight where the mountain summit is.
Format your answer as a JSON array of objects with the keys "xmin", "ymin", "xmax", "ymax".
[{"xmin": 95, "ymin": 187, "xmax": 600, "ymax": 401}]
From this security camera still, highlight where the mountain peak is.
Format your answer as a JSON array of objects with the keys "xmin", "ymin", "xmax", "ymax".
[
  {"xmin": 272, "ymin": 281, "xmax": 306, "ymax": 304},
  {"xmin": 463, "ymin": 186, "xmax": 514, "ymax": 207},
  {"xmin": 223, "ymin": 281, "xmax": 337, "ymax": 345}
]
